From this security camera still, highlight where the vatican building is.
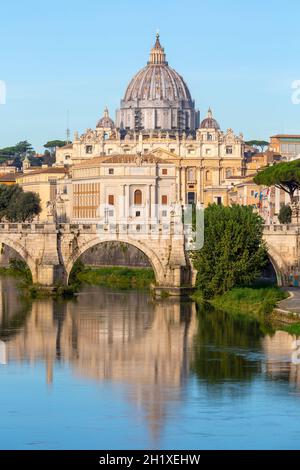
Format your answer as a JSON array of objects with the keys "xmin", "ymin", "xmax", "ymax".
[{"xmin": 55, "ymin": 34, "xmax": 246, "ymax": 222}]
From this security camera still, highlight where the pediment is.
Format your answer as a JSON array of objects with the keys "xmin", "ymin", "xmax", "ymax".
[{"xmin": 151, "ymin": 148, "xmax": 180, "ymax": 162}]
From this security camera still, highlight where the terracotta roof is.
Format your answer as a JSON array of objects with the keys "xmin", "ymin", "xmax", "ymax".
[
  {"xmin": 17, "ymin": 167, "xmax": 68, "ymax": 177},
  {"xmin": 73, "ymin": 153, "xmax": 170, "ymax": 168},
  {"xmin": 60, "ymin": 144, "xmax": 73, "ymax": 149},
  {"xmin": 271, "ymin": 134, "xmax": 300, "ymax": 139},
  {"xmin": 101, "ymin": 154, "xmax": 165, "ymax": 164}
]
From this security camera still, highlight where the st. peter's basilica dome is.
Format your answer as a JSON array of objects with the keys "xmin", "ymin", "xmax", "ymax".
[{"xmin": 116, "ymin": 34, "xmax": 199, "ymax": 132}]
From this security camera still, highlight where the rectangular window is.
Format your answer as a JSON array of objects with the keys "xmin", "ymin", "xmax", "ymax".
[
  {"xmin": 162, "ymin": 210, "xmax": 168, "ymax": 217},
  {"xmin": 161, "ymin": 195, "xmax": 168, "ymax": 205},
  {"xmin": 86, "ymin": 145, "xmax": 93, "ymax": 154},
  {"xmin": 135, "ymin": 211, "xmax": 141, "ymax": 217},
  {"xmin": 108, "ymin": 168, "xmax": 114, "ymax": 175},
  {"xmin": 108, "ymin": 195, "xmax": 114, "ymax": 205},
  {"xmin": 226, "ymin": 146, "xmax": 233, "ymax": 154},
  {"xmin": 187, "ymin": 192, "xmax": 195, "ymax": 204},
  {"xmin": 162, "ymin": 168, "xmax": 168, "ymax": 175}
]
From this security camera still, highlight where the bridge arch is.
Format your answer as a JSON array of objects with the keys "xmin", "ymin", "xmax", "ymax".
[
  {"xmin": 265, "ymin": 245, "xmax": 288, "ymax": 287},
  {"xmin": 65, "ymin": 237, "xmax": 166, "ymax": 286},
  {"xmin": 0, "ymin": 237, "xmax": 37, "ymax": 282}
]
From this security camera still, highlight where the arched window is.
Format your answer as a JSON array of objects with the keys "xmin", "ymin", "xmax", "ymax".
[
  {"xmin": 134, "ymin": 189, "xmax": 142, "ymax": 205},
  {"xmin": 207, "ymin": 133, "xmax": 213, "ymax": 141},
  {"xmin": 206, "ymin": 170, "xmax": 211, "ymax": 182}
]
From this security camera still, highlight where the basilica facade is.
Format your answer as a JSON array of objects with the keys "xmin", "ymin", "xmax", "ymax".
[{"xmin": 55, "ymin": 34, "xmax": 246, "ymax": 221}]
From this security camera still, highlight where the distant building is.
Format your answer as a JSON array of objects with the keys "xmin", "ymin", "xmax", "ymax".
[
  {"xmin": 16, "ymin": 167, "xmax": 69, "ymax": 221},
  {"xmin": 269, "ymin": 135, "xmax": 300, "ymax": 160},
  {"xmin": 0, "ymin": 172, "xmax": 17, "ymax": 186}
]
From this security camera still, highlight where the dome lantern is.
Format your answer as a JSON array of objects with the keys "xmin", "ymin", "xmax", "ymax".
[{"xmin": 148, "ymin": 33, "xmax": 167, "ymax": 65}]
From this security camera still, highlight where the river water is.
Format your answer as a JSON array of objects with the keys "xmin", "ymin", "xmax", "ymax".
[{"xmin": 0, "ymin": 276, "xmax": 300, "ymax": 450}]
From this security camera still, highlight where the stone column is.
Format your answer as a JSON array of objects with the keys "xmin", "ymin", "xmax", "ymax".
[
  {"xmin": 124, "ymin": 185, "xmax": 130, "ymax": 220},
  {"xmin": 151, "ymin": 184, "xmax": 156, "ymax": 221},
  {"xmin": 180, "ymin": 167, "xmax": 186, "ymax": 204},
  {"xmin": 176, "ymin": 166, "xmax": 181, "ymax": 202},
  {"xmin": 197, "ymin": 167, "xmax": 201, "ymax": 204}
]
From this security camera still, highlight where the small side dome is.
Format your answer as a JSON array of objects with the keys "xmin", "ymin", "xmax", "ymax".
[
  {"xmin": 96, "ymin": 107, "xmax": 115, "ymax": 129},
  {"xmin": 200, "ymin": 108, "xmax": 220, "ymax": 130}
]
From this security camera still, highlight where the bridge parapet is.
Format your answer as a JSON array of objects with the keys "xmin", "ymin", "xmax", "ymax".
[
  {"xmin": 263, "ymin": 224, "xmax": 300, "ymax": 234},
  {"xmin": 58, "ymin": 222, "xmax": 184, "ymax": 239},
  {"xmin": 0, "ymin": 223, "xmax": 57, "ymax": 233}
]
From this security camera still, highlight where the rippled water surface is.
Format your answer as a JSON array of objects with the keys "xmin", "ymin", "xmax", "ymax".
[{"xmin": 0, "ymin": 276, "xmax": 300, "ymax": 449}]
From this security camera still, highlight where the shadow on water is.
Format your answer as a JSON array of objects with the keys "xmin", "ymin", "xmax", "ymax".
[{"xmin": 191, "ymin": 302, "xmax": 274, "ymax": 388}]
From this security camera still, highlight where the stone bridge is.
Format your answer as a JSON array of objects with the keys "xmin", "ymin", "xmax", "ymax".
[
  {"xmin": 0, "ymin": 220, "xmax": 196, "ymax": 296},
  {"xmin": 263, "ymin": 225, "xmax": 300, "ymax": 287},
  {"xmin": 0, "ymin": 222, "xmax": 299, "ymax": 293}
]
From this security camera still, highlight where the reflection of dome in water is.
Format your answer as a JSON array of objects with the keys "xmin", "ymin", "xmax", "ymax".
[{"xmin": 116, "ymin": 34, "xmax": 199, "ymax": 132}]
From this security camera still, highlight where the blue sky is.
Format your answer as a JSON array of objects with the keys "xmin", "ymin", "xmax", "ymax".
[{"xmin": 0, "ymin": 0, "xmax": 300, "ymax": 151}]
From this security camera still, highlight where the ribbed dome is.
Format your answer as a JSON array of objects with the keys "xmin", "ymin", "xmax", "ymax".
[
  {"xmin": 123, "ymin": 34, "xmax": 192, "ymax": 103},
  {"xmin": 124, "ymin": 64, "xmax": 192, "ymax": 102},
  {"xmin": 200, "ymin": 108, "xmax": 220, "ymax": 129},
  {"xmin": 116, "ymin": 34, "xmax": 198, "ymax": 132}
]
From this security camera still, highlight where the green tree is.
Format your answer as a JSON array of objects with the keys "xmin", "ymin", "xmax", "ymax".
[
  {"xmin": 0, "ymin": 184, "xmax": 41, "ymax": 222},
  {"xmin": 245, "ymin": 140, "xmax": 269, "ymax": 152},
  {"xmin": 0, "ymin": 140, "xmax": 33, "ymax": 158},
  {"xmin": 254, "ymin": 159, "xmax": 300, "ymax": 203},
  {"xmin": 44, "ymin": 140, "xmax": 68, "ymax": 156},
  {"xmin": 278, "ymin": 204, "xmax": 292, "ymax": 224},
  {"xmin": 192, "ymin": 204, "xmax": 267, "ymax": 299},
  {"xmin": 0, "ymin": 185, "xmax": 23, "ymax": 219}
]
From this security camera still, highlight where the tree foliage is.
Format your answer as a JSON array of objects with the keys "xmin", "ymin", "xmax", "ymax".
[
  {"xmin": 44, "ymin": 140, "xmax": 68, "ymax": 155},
  {"xmin": 192, "ymin": 204, "xmax": 267, "ymax": 299},
  {"xmin": 254, "ymin": 159, "xmax": 300, "ymax": 202},
  {"xmin": 278, "ymin": 204, "xmax": 292, "ymax": 224},
  {"xmin": 0, "ymin": 140, "xmax": 33, "ymax": 158},
  {"xmin": 245, "ymin": 140, "xmax": 269, "ymax": 152},
  {"xmin": 0, "ymin": 184, "xmax": 41, "ymax": 222}
]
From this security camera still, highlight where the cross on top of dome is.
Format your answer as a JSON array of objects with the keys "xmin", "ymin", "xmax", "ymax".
[{"xmin": 148, "ymin": 32, "xmax": 168, "ymax": 65}]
